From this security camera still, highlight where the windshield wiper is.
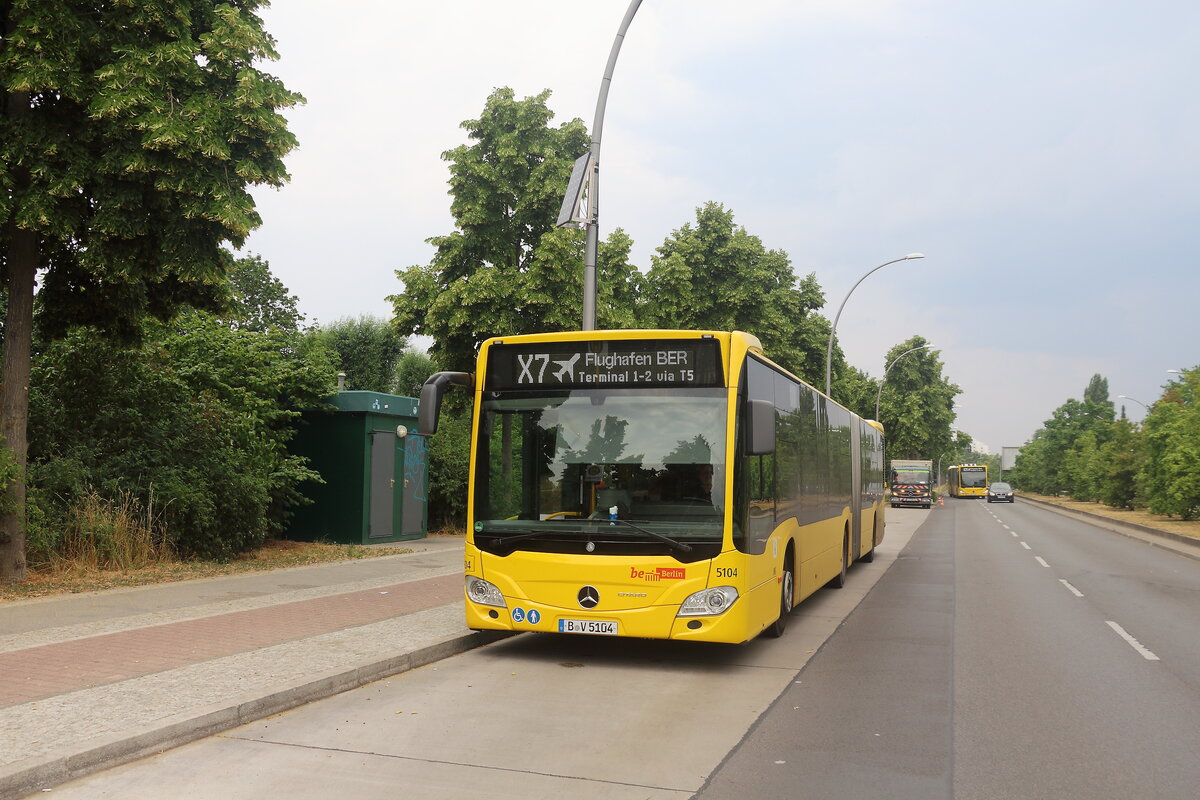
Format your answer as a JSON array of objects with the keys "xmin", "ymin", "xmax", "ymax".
[
  {"xmin": 477, "ymin": 519, "xmax": 692, "ymax": 555},
  {"xmin": 475, "ymin": 527, "xmax": 555, "ymax": 545},
  {"xmin": 586, "ymin": 518, "xmax": 693, "ymax": 554}
]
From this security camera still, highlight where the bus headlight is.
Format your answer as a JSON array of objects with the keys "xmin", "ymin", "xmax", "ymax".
[
  {"xmin": 678, "ymin": 586, "xmax": 739, "ymax": 617},
  {"xmin": 465, "ymin": 576, "xmax": 506, "ymax": 608}
]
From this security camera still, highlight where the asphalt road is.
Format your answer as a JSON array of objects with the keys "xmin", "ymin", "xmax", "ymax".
[
  {"xmin": 35, "ymin": 501, "xmax": 1200, "ymax": 799},
  {"xmin": 697, "ymin": 498, "xmax": 1200, "ymax": 799}
]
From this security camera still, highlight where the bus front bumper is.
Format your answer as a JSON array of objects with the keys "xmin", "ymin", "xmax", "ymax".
[{"xmin": 465, "ymin": 593, "xmax": 753, "ymax": 644}]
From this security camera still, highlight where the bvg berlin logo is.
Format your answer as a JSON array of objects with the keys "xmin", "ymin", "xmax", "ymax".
[
  {"xmin": 517, "ymin": 352, "xmax": 580, "ymax": 384},
  {"xmin": 630, "ymin": 567, "xmax": 686, "ymax": 582}
]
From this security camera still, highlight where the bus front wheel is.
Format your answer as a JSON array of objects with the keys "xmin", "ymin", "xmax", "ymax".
[{"xmin": 766, "ymin": 552, "xmax": 795, "ymax": 638}]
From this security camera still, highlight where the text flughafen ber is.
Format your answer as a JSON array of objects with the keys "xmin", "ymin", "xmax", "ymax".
[{"xmin": 585, "ymin": 350, "xmax": 689, "ymax": 369}]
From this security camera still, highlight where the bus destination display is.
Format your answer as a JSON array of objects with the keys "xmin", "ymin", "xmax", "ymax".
[{"xmin": 486, "ymin": 339, "xmax": 723, "ymax": 390}]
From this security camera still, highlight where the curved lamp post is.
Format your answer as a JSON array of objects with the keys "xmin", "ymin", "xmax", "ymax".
[
  {"xmin": 579, "ymin": 0, "xmax": 643, "ymax": 331},
  {"xmin": 875, "ymin": 344, "xmax": 933, "ymax": 420},
  {"xmin": 936, "ymin": 451, "xmax": 961, "ymax": 489},
  {"xmin": 1117, "ymin": 394, "xmax": 1148, "ymax": 411},
  {"xmin": 825, "ymin": 254, "xmax": 925, "ymax": 397}
]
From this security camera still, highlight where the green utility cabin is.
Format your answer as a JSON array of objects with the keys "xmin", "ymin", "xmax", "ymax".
[{"xmin": 287, "ymin": 391, "xmax": 427, "ymax": 545}]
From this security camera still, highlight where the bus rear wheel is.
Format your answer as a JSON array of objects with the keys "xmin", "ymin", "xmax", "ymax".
[
  {"xmin": 860, "ymin": 520, "xmax": 876, "ymax": 563},
  {"xmin": 766, "ymin": 553, "xmax": 795, "ymax": 638},
  {"xmin": 829, "ymin": 531, "xmax": 849, "ymax": 589}
]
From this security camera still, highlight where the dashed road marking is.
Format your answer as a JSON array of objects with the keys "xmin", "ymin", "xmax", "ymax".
[
  {"xmin": 1106, "ymin": 621, "xmax": 1160, "ymax": 661},
  {"xmin": 1059, "ymin": 579, "xmax": 1084, "ymax": 597}
]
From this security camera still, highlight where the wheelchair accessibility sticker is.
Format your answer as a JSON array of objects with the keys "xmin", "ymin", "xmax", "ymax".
[{"xmin": 512, "ymin": 608, "xmax": 541, "ymax": 625}]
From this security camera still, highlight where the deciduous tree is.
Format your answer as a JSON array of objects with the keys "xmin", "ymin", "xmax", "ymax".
[
  {"xmin": 1008, "ymin": 374, "xmax": 1116, "ymax": 495},
  {"xmin": 308, "ymin": 316, "xmax": 407, "ymax": 394},
  {"xmin": 873, "ymin": 336, "xmax": 961, "ymax": 463},
  {"xmin": 390, "ymin": 88, "xmax": 605, "ymax": 372},
  {"xmin": 1140, "ymin": 366, "xmax": 1200, "ymax": 519},
  {"xmin": 641, "ymin": 202, "xmax": 831, "ymax": 386},
  {"xmin": 1, "ymin": 0, "xmax": 301, "ymax": 581}
]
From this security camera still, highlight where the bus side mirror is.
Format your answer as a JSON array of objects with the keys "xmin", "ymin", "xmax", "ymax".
[
  {"xmin": 418, "ymin": 371, "xmax": 473, "ymax": 435},
  {"xmin": 746, "ymin": 399, "xmax": 776, "ymax": 455}
]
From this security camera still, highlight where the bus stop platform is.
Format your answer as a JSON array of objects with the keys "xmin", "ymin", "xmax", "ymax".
[{"xmin": 0, "ymin": 536, "xmax": 499, "ymax": 800}]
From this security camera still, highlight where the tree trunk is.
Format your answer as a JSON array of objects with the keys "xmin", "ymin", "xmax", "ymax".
[{"xmin": 0, "ymin": 86, "xmax": 34, "ymax": 584}]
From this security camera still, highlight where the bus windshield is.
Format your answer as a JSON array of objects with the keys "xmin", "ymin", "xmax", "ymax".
[
  {"xmin": 961, "ymin": 467, "xmax": 987, "ymax": 488},
  {"xmin": 473, "ymin": 387, "xmax": 728, "ymax": 545}
]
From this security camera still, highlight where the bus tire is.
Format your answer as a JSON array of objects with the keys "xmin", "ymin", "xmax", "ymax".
[
  {"xmin": 829, "ymin": 530, "xmax": 849, "ymax": 589},
  {"xmin": 766, "ymin": 549, "xmax": 795, "ymax": 638},
  {"xmin": 860, "ymin": 520, "xmax": 876, "ymax": 563}
]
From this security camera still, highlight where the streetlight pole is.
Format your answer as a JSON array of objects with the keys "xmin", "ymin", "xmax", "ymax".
[
  {"xmin": 936, "ymin": 452, "xmax": 950, "ymax": 489},
  {"xmin": 580, "ymin": 0, "xmax": 642, "ymax": 332},
  {"xmin": 1117, "ymin": 394, "xmax": 1148, "ymax": 411},
  {"xmin": 825, "ymin": 253, "xmax": 925, "ymax": 397},
  {"xmin": 875, "ymin": 344, "xmax": 933, "ymax": 420}
]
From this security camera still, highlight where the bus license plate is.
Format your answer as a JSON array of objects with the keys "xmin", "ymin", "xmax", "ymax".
[{"xmin": 559, "ymin": 619, "xmax": 618, "ymax": 636}]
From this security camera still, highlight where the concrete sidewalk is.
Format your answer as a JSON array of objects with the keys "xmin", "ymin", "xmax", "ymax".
[{"xmin": 0, "ymin": 536, "xmax": 502, "ymax": 800}]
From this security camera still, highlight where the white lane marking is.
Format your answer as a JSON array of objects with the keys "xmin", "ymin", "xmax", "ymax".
[
  {"xmin": 1035, "ymin": 556, "xmax": 1050, "ymax": 568},
  {"xmin": 1020, "ymin": 541, "xmax": 1032, "ymax": 550},
  {"xmin": 1010, "ymin": 531, "xmax": 1019, "ymax": 537},
  {"xmin": 1106, "ymin": 621, "xmax": 1161, "ymax": 661},
  {"xmin": 1059, "ymin": 579, "xmax": 1084, "ymax": 597}
]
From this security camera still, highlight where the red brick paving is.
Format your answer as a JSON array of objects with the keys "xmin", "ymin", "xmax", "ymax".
[{"xmin": 0, "ymin": 573, "xmax": 462, "ymax": 708}]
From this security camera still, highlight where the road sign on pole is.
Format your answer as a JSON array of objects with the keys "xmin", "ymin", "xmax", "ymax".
[{"xmin": 556, "ymin": 153, "xmax": 595, "ymax": 229}]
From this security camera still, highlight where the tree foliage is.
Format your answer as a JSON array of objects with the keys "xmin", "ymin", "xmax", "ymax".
[
  {"xmin": 390, "ymin": 88, "xmax": 597, "ymax": 372},
  {"xmin": 1008, "ymin": 375, "xmax": 1115, "ymax": 496},
  {"xmin": 641, "ymin": 202, "xmax": 831, "ymax": 386},
  {"xmin": 394, "ymin": 348, "xmax": 435, "ymax": 399},
  {"xmin": 1, "ymin": 0, "xmax": 302, "ymax": 581},
  {"xmin": 1004, "ymin": 370, "xmax": 1200, "ymax": 516},
  {"xmin": 223, "ymin": 253, "xmax": 304, "ymax": 333},
  {"xmin": 835, "ymin": 366, "xmax": 879, "ymax": 422},
  {"xmin": 308, "ymin": 316, "xmax": 407, "ymax": 394},
  {"xmin": 1, "ymin": 0, "xmax": 301, "ymax": 340},
  {"xmin": 1140, "ymin": 366, "xmax": 1200, "ymax": 519},
  {"xmin": 872, "ymin": 336, "xmax": 961, "ymax": 465},
  {"xmin": 29, "ymin": 310, "xmax": 336, "ymax": 561}
]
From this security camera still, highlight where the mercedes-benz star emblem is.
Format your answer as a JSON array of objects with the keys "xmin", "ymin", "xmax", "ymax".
[
  {"xmin": 577, "ymin": 585, "xmax": 600, "ymax": 609},
  {"xmin": 585, "ymin": 541, "xmax": 596, "ymax": 552}
]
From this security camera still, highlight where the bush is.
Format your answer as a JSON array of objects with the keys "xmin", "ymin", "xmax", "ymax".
[
  {"xmin": 426, "ymin": 407, "xmax": 471, "ymax": 529},
  {"xmin": 28, "ymin": 316, "xmax": 335, "ymax": 561}
]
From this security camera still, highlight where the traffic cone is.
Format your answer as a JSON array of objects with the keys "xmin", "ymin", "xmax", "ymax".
[{"xmin": 937, "ymin": 497, "xmax": 944, "ymax": 507}]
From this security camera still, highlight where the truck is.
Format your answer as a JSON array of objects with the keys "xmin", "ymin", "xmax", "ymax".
[{"xmin": 889, "ymin": 459, "xmax": 933, "ymax": 509}]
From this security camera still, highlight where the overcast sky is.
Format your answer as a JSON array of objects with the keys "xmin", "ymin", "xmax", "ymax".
[{"xmin": 244, "ymin": 0, "xmax": 1198, "ymax": 454}]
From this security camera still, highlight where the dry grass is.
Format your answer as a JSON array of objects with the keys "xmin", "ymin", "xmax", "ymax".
[
  {"xmin": 48, "ymin": 488, "xmax": 172, "ymax": 572},
  {"xmin": 1019, "ymin": 493, "xmax": 1200, "ymax": 541},
  {"xmin": 0, "ymin": 538, "xmax": 416, "ymax": 602}
]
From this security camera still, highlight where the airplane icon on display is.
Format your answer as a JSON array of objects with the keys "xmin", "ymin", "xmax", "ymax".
[{"xmin": 551, "ymin": 353, "xmax": 580, "ymax": 382}]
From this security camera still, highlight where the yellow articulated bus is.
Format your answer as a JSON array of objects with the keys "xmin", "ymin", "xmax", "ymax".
[
  {"xmin": 946, "ymin": 464, "xmax": 988, "ymax": 498},
  {"xmin": 419, "ymin": 330, "xmax": 885, "ymax": 644}
]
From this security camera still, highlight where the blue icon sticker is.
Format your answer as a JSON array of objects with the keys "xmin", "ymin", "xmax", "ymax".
[
  {"xmin": 512, "ymin": 608, "xmax": 525, "ymax": 623},
  {"xmin": 527, "ymin": 609, "xmax": 541, "ymax": 625}
]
